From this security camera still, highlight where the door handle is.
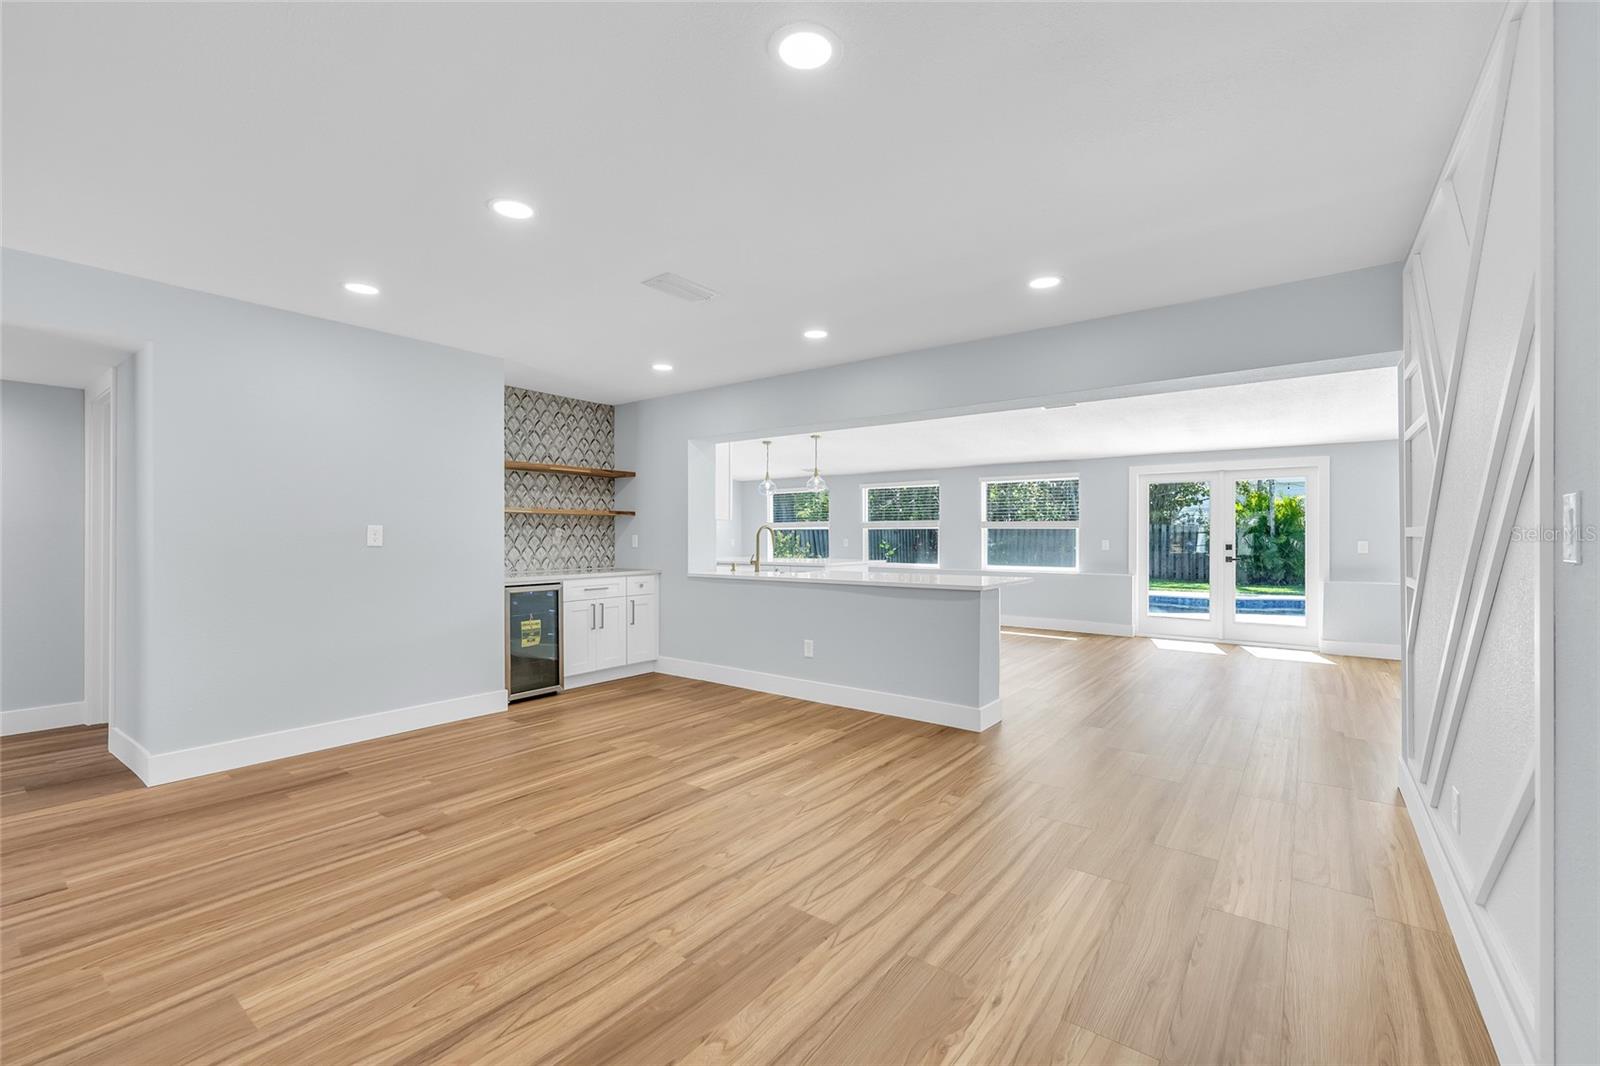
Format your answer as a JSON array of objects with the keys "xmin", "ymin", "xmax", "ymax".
[
  {"xmin": 590, "ymin": 603, "xmax": 596, "ymax": 629},
  {"xmin": 629, "ymin": 600, "xmax": 636, "ymax": 626},
  {"xmin": 1225, "ymin": 556, "xmax": 1237, "ymax": 563},
  {"xmin": 598, "ymin": 604, "xmax": 605, "ymax": 629}
]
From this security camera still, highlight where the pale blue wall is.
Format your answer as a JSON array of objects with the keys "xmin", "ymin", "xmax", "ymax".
[
  {"xmin": 614, "ymin": 263, "xmax": 1403, "ymax": 690},
  {"xmin": 1, "ymin": 380, "xmax": 84, "ymax": 712},
  {"xmin": 1553, "ymin": 0, "xmax": 1599, "ymax": 1058},
  {"xmin": 729, "ymin": 440, "xmax": 1401, "ymax": 646},
  {"xmin": 1, "ymin": 250, "xmax": 505, "ymax": 753}
]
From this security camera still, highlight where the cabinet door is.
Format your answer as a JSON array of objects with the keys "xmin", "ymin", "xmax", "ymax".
[
  {"xmin": 627, "ymin": 595, "xmax": 659, "ymax": 664},
  {"xmin": 563, "ymin": 600, "xmax": 596, "ymax": 678},
  {"xmin": 595, "ymin": 598, "xmax": 627, "ymax": 670}
]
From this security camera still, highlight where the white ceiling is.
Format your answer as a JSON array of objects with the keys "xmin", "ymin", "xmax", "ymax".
[
  {"xmin": 730, "ymin": 367, "xmax": 1398, "ymax": 480},
  {"xmin": 2, "ymin": 4, "xmax": 1497, "ymax": 404},
  {"xmin": 1, "ymin": 325, "xmax": 131, "ymax": 389}
]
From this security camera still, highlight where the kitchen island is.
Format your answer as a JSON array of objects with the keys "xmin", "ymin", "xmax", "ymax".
[{"xmin": 676, "ymin": 562, "xmax": 1030, "ymax": 731}]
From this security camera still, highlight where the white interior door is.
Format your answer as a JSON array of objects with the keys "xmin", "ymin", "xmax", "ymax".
[{"xmin": 1136, "ymin": 463, "xmax": 1322, "ymax": 649}]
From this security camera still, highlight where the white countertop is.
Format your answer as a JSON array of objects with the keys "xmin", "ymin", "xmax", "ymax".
[
  {"xmin": 689, "ymin": 566, "xmax": 1029, "ymax": 591},
  {"xmin": 505, "ymin": 568, "xmax": 659, "ymax": 585}
]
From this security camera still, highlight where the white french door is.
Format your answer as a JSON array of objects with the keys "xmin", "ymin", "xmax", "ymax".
[{"xmin": 1134, "ymin": 461, "xmax": 1324, "ymax": 648}]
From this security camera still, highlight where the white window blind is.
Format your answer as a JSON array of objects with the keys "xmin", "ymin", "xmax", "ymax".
[
  {"xmin": 768, "ymin": 489, "xmax": 829, "ymax": 559},
  {"xmin": 982, "ymin": 476, "xmax": 1080, "ymax": 570},
  {"xmin": 863, "ymin": 483, "xmax": 940, "ymax": 566}
]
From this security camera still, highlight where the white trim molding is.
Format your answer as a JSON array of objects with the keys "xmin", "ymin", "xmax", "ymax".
[
  {"xmin": 0, "ymin": 700, "xmax": 89, "ymax": 736},
  {"xmin": 561, "ymin": 661, "xmax": 657, "ymax": 690},
  {"xmin": 1400, "ymin": 763, "xmax": 1537, "ymax": 1065},
  {"xmin": 1318, "ymin": 640, "xmax": 1401, "ymax": 660},
  {"xmin": 656, "ymin": 656, "xmax": 998, "ymax": 732},
  {"xmin": 107, "ymin": 726, "xmax": 153, "ymax": 783},
  {"xmin": 108, "ymin": 690, "xmax": 509, "ymax": 787},
  {"xmin": 1001, "ymin": 614, "xmax": 1134, "ymax": 638},
  {"xmin": 1397, "ymin": 4, "xmax": 1553, "ymax": 1061}
]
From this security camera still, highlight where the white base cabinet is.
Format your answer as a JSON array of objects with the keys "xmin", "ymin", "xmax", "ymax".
[
  {"xmin": 626, "ymin": 594, "xmax": 658, "ymax": 663},
  {"xmin": 595, "ymin": 599, "xmax": 626, "ymax": 670},
  {"xmin": 563, "ymin": 600, "xmax": 597, "ymax": 676},
  {"xmin": 563, "ymin": 574, "xmax": 658, "ymax": 684}
]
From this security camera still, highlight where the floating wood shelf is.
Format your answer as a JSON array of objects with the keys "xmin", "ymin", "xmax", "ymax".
[
  {"xmin": 505, "ymin": 507, "xmax": 636, "ymax": 518},
  {"xmin": 504, "ymin": 461, "xmax": 636, "ymax": 479}
]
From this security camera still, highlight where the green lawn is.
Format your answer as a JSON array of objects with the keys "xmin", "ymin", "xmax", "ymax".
[{"xmin": 1150, "ymin": 579, "xmax": 1305, "ymax": 596}]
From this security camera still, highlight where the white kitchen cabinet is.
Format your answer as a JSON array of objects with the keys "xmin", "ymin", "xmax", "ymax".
[
  {"xmin": 560, "ymin": 573, "xmax": 658, "ymax": 684},
  {"xmin": 595, "ymin": 598, "xmax": 627, "ymax": 670},
  {"xmin": 627, "ymin": 594, "xmax": 658, "ymax": 663},
  {"xmin": 563, "ymin": 600, "xmax": 597, "ymax": 676}
]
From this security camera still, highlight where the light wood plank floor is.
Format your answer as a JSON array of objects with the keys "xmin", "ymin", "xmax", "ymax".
[{"xmin": 0, "ymin": 631, "xmax": 1496, "ymax": 1065}]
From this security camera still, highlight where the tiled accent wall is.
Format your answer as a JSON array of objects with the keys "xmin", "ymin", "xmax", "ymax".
[{"xmin": 504, "ymin": 387, "xmax": 617, "ymax": 572}]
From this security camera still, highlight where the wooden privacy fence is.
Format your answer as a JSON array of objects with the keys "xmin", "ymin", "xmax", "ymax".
[{"xmin": 1150, "ymin": 524, "xmax": 1210, "ymax": 583}]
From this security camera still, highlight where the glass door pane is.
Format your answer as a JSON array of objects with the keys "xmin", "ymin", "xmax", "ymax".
[
  {"xmin": 1231, "ymin": 477, "xmax": 1308, "ymax": 626},
  {"xmin": 1147, "ymin": 480, "xmax": 1213, "ymax": 618}
]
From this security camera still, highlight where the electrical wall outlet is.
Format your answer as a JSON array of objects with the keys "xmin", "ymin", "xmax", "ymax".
[
  {"xmin": 1450, "ymin": 786, "xmax": 1461, "ymax": 832},
  {"xmin": 366, "ymin": 524, "xmax": 384, "ymax": 547},
  {"xmin": 840, "ymin": 537, "xmax": 848, "ymax": 548},
  {"xmin": 1357, "ymin": 540, "xmax": 1370, "ymax": 555},
  {"xmin": 803, "ymin": 639, "xmax": 814, "ymax": 658},
  {"xmin": 1101, "ymin": 539, "xmax": 1110, "ymax": 551}
]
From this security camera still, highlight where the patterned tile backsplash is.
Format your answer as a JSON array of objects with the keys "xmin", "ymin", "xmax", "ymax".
[{"xmin": 504, "ymin": 387, "xmax": 618, "ymax": 572}]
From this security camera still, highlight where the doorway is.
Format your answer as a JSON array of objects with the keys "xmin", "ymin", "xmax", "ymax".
[{"xmin": 1133, "ymin": 459, "xmax": 1326, "ymax": 648}]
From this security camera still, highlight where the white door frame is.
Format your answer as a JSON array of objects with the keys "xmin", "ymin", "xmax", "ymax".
[
  {"xmin": 83, "ymin": 368, "xmax": 116, "ymax": 729},
  {"xmin": 1129, "ymin": 455, "xmax": 1329, "ymax": 648}
]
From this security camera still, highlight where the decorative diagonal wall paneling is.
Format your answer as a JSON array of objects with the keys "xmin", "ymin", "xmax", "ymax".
[
  {"xmin": 1398, "ymin": 4, "xmax": 1552, "ymax": 1063},
  {"xmin": 504, "ymin": 387, "xmax": 617, "ymax": 572}
]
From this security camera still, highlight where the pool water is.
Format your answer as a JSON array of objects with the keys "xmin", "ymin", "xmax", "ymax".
[{"xmin": 1149, "ymin": 594, "xmax": 1306, "ymax": 616}]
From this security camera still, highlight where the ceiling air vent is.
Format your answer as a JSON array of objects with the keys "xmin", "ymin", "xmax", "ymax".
[{"xmin": 642, "ymin": 272, "xmax": 718, "ymax": 302}]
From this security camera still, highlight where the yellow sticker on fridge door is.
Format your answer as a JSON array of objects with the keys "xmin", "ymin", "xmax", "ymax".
[{"xmin": 520, "ymin": 618, "xmax": 541, "ymax": 647}]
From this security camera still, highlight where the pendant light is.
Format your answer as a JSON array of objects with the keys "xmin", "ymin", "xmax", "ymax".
[
  {"xmin": 759, "ymin": 440, "xmax": 777, "ymax": 496},
  {"xmin": 804, "ymin": 433, "xmax": 827, "ymax": 492}
]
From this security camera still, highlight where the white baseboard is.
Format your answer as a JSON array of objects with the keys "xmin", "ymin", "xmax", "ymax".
[
  {"xmin": 1319, "ymin": 639, "xmax": 1402, "ymax": 660},
  {"xmin": 1002, "ymin": 614, "xmax": 1134, "ymax": 637},
  {"xmin": 1398, "ymin": 760, "xmax": 1536, "ymax": 1065},
  {"xmin": 560, "ymin": 661, "xmax": 657, "ymax": 690},
  {"xmin": 0, "ymin": 700, "xmax": 88, "ymax": 736},
  {"xmin": 108, "ymin": 726, "xmax": 153, "ymax": 784},
  {"xmin": 119, "ymin": 689, "xmax": 509, "ymax": 787},
  {"xmin": 656, "ymin": 657, "xmax": 998, "ymax": 732}
]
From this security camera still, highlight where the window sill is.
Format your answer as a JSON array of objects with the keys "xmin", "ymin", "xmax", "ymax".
[{"xmin": 981, "ymin": 566, "xmax": 1083, "ymax": 575}]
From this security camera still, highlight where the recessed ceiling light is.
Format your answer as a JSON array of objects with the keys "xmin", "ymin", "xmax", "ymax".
[
  {"xmin": 772, "ymin": 24, "xmax": 837, "ymax": 70},
  {"xmin": 489, "ymin": 198, "xmax": 535, "ymax": 221},
  {"xmin": 803, "ymin": 328, "xmax": 829, "ymax": 340},
  {"xmin": 651, "ymin": 362, "xmax": 674, "ymax": 372},
  {"xmin": 1028, "ymin": 275, "xmax": 1062, "ymax": 290},
  {"xmin": 343, "ymin": 281, "xmax": 380, "ymax": 296}
]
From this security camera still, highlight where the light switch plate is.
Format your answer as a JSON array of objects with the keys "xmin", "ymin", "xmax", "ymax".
[
  {"xmin": 1357, "ymin": 540, "xmax": 1370, "ymax": 555},
  {"xmin": 1563, "ymin": 492, "xmax": 1581, "ymax": 563},
  {"xmin": 803, "ymin": 639, "xmax": 814, "ymax": 658},
  {"xmin": 366, "ymin": 524, "xmax": 384, "ymax": 547},
  {"xmin": 631, "ymin": 534, "xmax": 639, "ymax": 549}
]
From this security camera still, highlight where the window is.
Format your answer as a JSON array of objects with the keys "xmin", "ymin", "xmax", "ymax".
[
  {"xmin": 982, "ymin": 476, "xmax": 1080, "ymax": 570},
  {"xmin": 863, "ymin": 483, "xmax": 940, "ymax": 566},
  {"xmin": 768, "ymin": 489, "xmax": 829, "ymax": 559}
]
